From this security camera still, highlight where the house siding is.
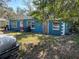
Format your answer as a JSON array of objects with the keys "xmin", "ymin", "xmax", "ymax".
[{"xmin": 8, "ymin": 19, "xmax": 69, "ymax": 35}]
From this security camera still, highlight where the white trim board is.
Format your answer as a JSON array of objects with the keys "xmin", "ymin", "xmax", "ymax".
[{"xmin": 61, "ymin": 22, "xmax": 65, "ymax": 35}]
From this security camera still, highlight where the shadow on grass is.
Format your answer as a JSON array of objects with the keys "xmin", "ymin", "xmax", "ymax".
[
  {"xmin": 23, "ymin": 38, "xmax": 79, "ymax": 59},
  {"xmin": 73, "ymin": 34, "xmax": 79, "ymax": 45},
  {"xmin": 14, "ymin": 32, "xmax": 28, "ymax": 40},
  {"xmin": 23, "ymin": 38, "xmax": 56, "ymax": 59},
  {"xmin": 15, "ymin": 33, "xmax": 56, "ymax": 59},
  {"xmin": 22, "ymin": 34, "xmax": 79, "ymax": 59}
]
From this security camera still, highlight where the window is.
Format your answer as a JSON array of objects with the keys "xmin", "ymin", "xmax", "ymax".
[
  {"xmin": 20, "ymin": 21, "xmax": 23, "ymax": 27},
  {"xmin": 31, "ymin": 21, "xmax": 35, "ymax": 29},
  {"xmin": 12, "ymin": 21, "xmax": 17, "ymax": 28},
  {"xmin": 53, "ymin": 20, "xmax": 60, "ymax": 30}
]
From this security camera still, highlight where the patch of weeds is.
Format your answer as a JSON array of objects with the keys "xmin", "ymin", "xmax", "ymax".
[
  {"xmin": 18, "ymin": 43, "xmax": 26, "ymax": 58},
  {"xmin": 19, "ymin": 49, "xmax": 26, "ymax": 58},
  {"xmin": 73, "ymin": 34, "xmax": 79, "ymax": 44}
]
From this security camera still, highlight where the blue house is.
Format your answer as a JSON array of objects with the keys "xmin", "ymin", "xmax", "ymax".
[{"xmin": 8, "ymin": 18, "xmax": 70, "ymax": 36}]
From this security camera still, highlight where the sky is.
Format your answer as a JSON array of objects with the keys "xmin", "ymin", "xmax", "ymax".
[{"xmin": 8, "ymin": 0, "xmax": 32, "ymax": 11}]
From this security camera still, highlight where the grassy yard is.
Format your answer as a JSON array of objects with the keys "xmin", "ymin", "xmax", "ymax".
[
  {"xmin": 5, "ymin": 32, "xmax": 55, "ymax": 58},
  {"xmin": 6, "ymin": 32, "xmax": 55, "ymax": 44},
  {"xmin": 7, "ymin": 32, "xmax": 40, "ymax": 44},
  {"xmin": 1, "ymin": 31, "xmax": 79, "ymax": 59}
]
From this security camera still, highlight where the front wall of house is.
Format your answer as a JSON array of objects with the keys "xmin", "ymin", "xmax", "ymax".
[
  {"xmin": 8, "ymin": 19, "xmax": 69, "ymax": 35},
  {"xmin": 31, "ymin": 20, "xmax": 43, "ymax": 33}
]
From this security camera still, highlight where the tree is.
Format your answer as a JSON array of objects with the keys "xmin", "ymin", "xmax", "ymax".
[
  {"xmin": 0, "ymin": 0, "xmax": 11, "ymax": 7},
  {"xmin": 22, "ymin": 0, "xmax": 36, "ymax": 16},
  {"xmin": 30, "ymin": 0, "xmax": 79, "ymax": 33},
  {"xmin": 31, "ymin": 0, "xmax": 79, "ymax": 21},
  {"xmin": 0, "ymin": 0, "xmax": 13, "ymax": 18},
  {"xmin": 16, "ymin": 7, "xmax": 27, "ymax": 19},
  {"xmin": 31, "ymin": 0, "xmax": 49, "ymax": 21},
  {"xmin": 7, "ymin": 7, "xmax": 17, "ymax": 20}
]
